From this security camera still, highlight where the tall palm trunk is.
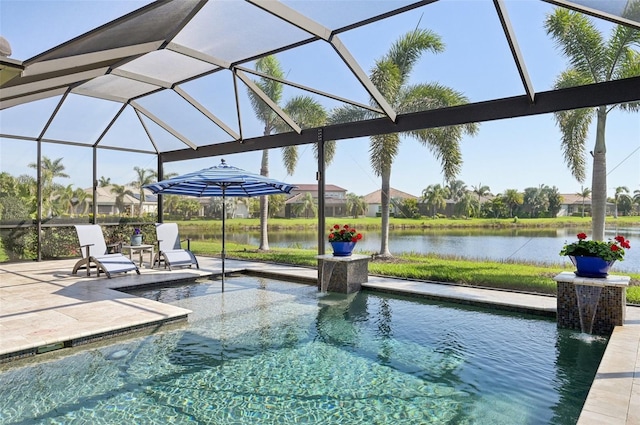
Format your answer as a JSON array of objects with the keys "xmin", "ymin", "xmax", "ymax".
[
  {"xmin": 591, "ymin": 106, "xmax": 607, "ymax": 241},
  {"xmin": 379, "ymin": 167, "xmax": 392, "ymax": 257},
  {"xmin": 259, "ymin": 149, "xmax": 270, "ymax": 250}
]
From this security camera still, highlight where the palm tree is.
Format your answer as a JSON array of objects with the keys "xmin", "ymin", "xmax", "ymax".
[
  {"xmin": 502, "ymin": 189, "xmax": 523, "ymax": 218},
  {"xmin": 291, "ymin": 193, "xmax": 316, "ymax": 218},
  {"xmin": 544, "ymin": 186, "xmax": 563, "ymax": 218},
  {"xmin": 267, "ymin": 194, "xmax": 286, "ymax": 218},
  {"xmin": 472, "ymin": 183, "xmax": 491, "ymax": 206},
  {"xmin": 614, "ymin": 186, "xmax": 630, "ymax": 218},
  {"xmin": 421, "ymin": 184, "xmax": 449, "ymax": 217},
  {"xmin": 72, "ymin": 188, "xmax": 90, "ymax": 215},
  {"xmin": 545, "ymin": 4, "xmax": 640, "ymax": 240},
  {"xmin": 299, "ymin": 192, "xmax": 317, "ymax": 218},
  {"xmin": 130, "ymin": 166, "xmax": 154, "ymax": 216},
  {"xmin": 576, "ymin": 186, "xmax": 591, "ymax": 218},
  {"xmin": 447, "ymin": 179, "xmax": 467, "ymax": 203},
  {"xmin": 331, "ymin": 29, "xmax": 478, "ymax": 257},
  {"xmin": 247, "ymin": 56, "xmax": 332, "ymax": 250},
  {"xmin": 615, "ymin": 191, "xmax": 633, "ymax": 216},
  {"xmin": 163, "ymin": 194, "xmax": 180, "ymax": 216},
  {"xmin": 523, "ymin": 185, "xmax": 550, "ymax": 218},
  {"xmin": 28, "ymin": 156, "xmax": 69, "ymax": 217},
  {"xmin": 633, "ymin": 190, "xmax": 640, "ymax": 215},
  {"xmin": 346, "ymin": 192, "xmax": 367, "ymax": 218},
  {"xmin": 54, "ymin": 184, "xmax": 75, "ymax": 216},
  {"xmin": 110, "ymin": 184, "xmax": 134, "ymax": 215},
  {"xmin": 98, "ymin": 176, "xmax": 111, "ymax": 187},
  {"xmin": 454, "ymin": 192, "xmax": 477, "ymax": 218}
]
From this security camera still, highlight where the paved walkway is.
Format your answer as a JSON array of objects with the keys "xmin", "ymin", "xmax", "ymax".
[{"xmin": 0, "ymin": 257, "xmax": 638, "ymax": 424}]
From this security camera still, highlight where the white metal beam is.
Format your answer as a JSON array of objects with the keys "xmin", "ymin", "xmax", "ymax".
[
  {"xmin": 0, "ymin": 68, "xmax": 109, "ymax": 100},
  {"xmin": 236, "ymin": 65, "xmax": 383, "ymax": 114},
  {"xmin": 70, "ymin": 87, "xmax": 130, "ymax": 103},
  {"xmin": 236, "ymin": 69, "xmax": 302, "ymax": 134},
  {"xmin": 130, "ymin": 100, "xmax": 197, "ymax": 150},
  {"xmin": 0, "ymin": 87, "xmax": 66, "ymax": 110},
  {"xmin": 22, "ymin": 41, "xmax": 164, "ymax": 77},
  {"xmin": 246, "ymin": 0, "xmax": 396, "ymax": 121},
  {"xmin": 166, "ymin": 42, "xmax": 230, "ymax": 69},
  {"xmin": 174, "ymin": 86, "xmax": 241, "ymax": 141},
  {"xmin": 246, "ymin": 0, "xmax": 332, "ymax": 41},
  {"xmin": 494, "ymin": 0, "xmax": 535, "ymax": 103},
  {"xmin": 330, "ymin": 35, "xmax": 397, "ymax": 122},
  {"xmin": 543, "ymin": 0, "xmax": 640, "ymax": 30},
  {"xmin": 110, "ymin": 68, "xmax": 172, "ymax": 89}
]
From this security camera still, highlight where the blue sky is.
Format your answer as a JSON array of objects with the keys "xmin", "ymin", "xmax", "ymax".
[{"xmin": 1, "ymin": 0, "xmax": 639, "ymax": 199}]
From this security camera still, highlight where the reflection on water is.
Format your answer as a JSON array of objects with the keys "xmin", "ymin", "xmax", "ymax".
[{"xmin": 185, "ymin": 226, "xmax": 640, "ymax": 273}]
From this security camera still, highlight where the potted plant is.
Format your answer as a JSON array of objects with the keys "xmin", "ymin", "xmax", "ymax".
[
  {"xmin": 560, "ymin": 232, "xmax": 631, "ymax": 277},
  {"xmin": 130, "ymin": 227, "xmax": 143, "ymax": 246},
  {"xmin": 328, "ymin": 224, "xmax": 363, "ymax": 257}
]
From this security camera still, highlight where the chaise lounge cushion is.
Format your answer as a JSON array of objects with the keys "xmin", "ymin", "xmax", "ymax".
[
  {"xmin": 154, "ymin": 223, "xmax": 199, "ymax": 270},
  {"xmin": 72, "ymin": 225, "xmax": 140, "ymax": 278}
]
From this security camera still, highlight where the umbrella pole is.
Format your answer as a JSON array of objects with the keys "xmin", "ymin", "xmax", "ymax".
[{"xmin": 222, "ymin": 189, "xmax": 225, "ymax": 292}]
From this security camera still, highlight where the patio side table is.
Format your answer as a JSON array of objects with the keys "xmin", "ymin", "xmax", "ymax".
[{"xmin": 121, "ymin": 244, "xmax": 154, "ymax": 268}]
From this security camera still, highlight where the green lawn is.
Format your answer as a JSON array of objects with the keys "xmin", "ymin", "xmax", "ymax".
[
  {"xmin": 176, "ymin": 215, "xmax": 640, "ymax": 231},
  {"xmin": 186, "ymin": 239, "xmax": 640, "ymax": 304}
]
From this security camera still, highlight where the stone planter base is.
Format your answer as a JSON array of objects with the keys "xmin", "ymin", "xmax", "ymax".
[
  {"xmin": 554, "ymin": 272, "xmax": 629, "ymax": 336},
  {"xmin": 316, "ymin": 254, "xmax": 369, "ymax": 294}
]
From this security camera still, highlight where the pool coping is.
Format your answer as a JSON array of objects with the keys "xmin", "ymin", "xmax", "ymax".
[{"xmin": 0, "ymin": 257, "xmax": 638, "ymax": 424}]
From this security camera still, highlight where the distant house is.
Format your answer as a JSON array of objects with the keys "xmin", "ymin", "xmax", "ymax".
[
  {"xmin": 285, "ymin": 184, "xmax": 348, "ymax": 218},
  {"xmin": 362, "ymin": 188, "xmax": 418, "ymax": 218},
  {"xmin": 557, "ymin": 194, "xmax": 615, "ymax": 217},
  {"xmin": 86, "ymin": 186, "xmax": 157, "ymax": 216}
]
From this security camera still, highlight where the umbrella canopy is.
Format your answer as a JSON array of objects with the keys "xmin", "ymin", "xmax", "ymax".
[
  {"xmin": 144, "ymin": 159, "xmax": 296, "ymax": 290},
  {"xmin": 144, "ymin": 160, "xmax": 295, "ymax": 197}
]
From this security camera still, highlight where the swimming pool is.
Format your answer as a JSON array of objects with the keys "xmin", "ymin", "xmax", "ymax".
[{"xmin": 0, "ymin": 276, "xmax": 606, "ymax": 424}]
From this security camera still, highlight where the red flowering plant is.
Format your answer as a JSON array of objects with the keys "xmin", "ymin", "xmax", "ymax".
[
  {"xmin": 328, "ymin": 224, "xmax": 363, "ymax": 243},
  {"xmin": 559, "ymin": 232, "xmax": 631, "ymax": 262}
]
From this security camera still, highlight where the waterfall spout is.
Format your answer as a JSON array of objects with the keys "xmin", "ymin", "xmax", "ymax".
[{"xmin": 575, "ymin": 284, "xmax": 602, "ymax": 334}]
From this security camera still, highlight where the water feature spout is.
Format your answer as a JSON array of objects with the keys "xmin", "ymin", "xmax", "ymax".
[
  {"xmin": 554, "ymin": 272, "xmax": 630, "ymax": 336},
  {"xmin": 575, "ymin": 284, "xmax": 602, "ymax": 334},
  {"xmin": 319, "ymin": 260, "xmax": 336, "ymax": 292}
]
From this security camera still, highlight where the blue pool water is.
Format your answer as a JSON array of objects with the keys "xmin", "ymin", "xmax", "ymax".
[{"xmin": 0, "ymin": 277, "xmax": 607, "ymax": 424}]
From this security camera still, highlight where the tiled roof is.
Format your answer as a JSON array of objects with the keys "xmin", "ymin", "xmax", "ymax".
[{"xmin": 362, "ymin": 188, "xmax": 418, "ymax": 203}]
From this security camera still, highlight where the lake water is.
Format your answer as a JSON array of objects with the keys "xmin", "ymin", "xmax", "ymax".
[{"xmin": 188, "ymin": 226, "xmax": 640, "ymax": 273}]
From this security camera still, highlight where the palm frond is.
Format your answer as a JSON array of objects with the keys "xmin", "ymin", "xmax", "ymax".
[
  {"xmin": 369, "ymin": 134, "xmax": 400, "ymax": 176},
  {"xmin": 554, "ymin": 107, "xmax": 592, "ymax": 182},
  {"xmin": 386, "ymin": 28, "xmax": 444, "ymax": 84},
  {"xmin": 281, "ymin": 146, "xmax": 298, "ymax": 176},
  {"xmin": 311, "ymin": 139, "xmax": 337, "ymax": 167},
  {"xmin": 545, "ymin": 8, "xmax": 606, "ymax": 82},
  {"xmin": 283, "ymin": 95, "xmax": 327, "ymax": 129},
  {"xmin": 327, "ymin": 104, "xmax": 373, "ymax": 124}
]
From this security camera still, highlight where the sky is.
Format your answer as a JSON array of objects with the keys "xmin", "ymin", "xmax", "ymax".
[{"xmin": 0, "ymin": 0, "xmax": 639, "ymax": 199}]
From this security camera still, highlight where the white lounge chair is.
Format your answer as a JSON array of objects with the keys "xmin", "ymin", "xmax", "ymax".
[
  {"xmin": 72, "ymin": 225, "xmax": 140, "ymax": 278},
  {"xmin": 153, "ymin": 223, "xmax": 199, "ymax": 270}
]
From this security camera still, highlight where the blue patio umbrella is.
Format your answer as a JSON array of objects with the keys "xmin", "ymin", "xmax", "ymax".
[{"xmin": 144, "ymin": 159, "xmax": 295, "ymax": 290}]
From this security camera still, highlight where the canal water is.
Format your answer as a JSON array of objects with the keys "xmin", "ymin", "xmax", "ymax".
[{"xmin": 186, "ymin": 226, "xmax": 640, "ymax": 274}]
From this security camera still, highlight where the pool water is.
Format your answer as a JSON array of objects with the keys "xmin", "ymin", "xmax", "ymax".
[{"xmin": 0, "ymin": 277, "xmax": 607, "ymax": 424}]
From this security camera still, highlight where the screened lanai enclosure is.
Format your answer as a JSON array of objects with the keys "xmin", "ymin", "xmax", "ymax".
[{"xmin": 1, "ymin": 0, "xmax": 639, "ymax": 262}]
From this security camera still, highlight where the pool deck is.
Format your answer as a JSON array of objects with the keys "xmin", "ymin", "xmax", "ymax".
[{"xmin": 0, "ymin": 256, "xmax": 638, "ymax": 424}]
